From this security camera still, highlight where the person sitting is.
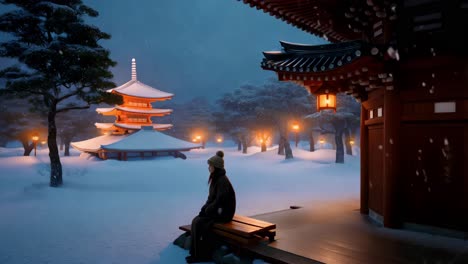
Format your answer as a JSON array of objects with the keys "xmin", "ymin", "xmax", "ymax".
[{"xmin": 186, "ymin": 150, "xmax": 236, "ymax": 263}]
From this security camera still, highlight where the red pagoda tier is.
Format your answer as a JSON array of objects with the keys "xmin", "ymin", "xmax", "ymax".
[{"xmin": 95, "ymin": 58, "xmax": 174, "ymax": 134}]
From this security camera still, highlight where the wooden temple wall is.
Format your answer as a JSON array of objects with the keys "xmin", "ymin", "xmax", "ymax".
[{"xmin": 362, "ymin": 66, "xmax": 468, "ymax": 232}]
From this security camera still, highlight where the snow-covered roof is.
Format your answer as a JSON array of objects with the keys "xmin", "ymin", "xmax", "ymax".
[
  {"xmin": 108, "ymin": 80, "xmax": 173, "ymax": 99},
  {"xmin": 106, "ymin": 58, "xmax": 174, "ymax": 99},
  {"xmin": 71, "ymin": 135, "xmax": 127, "ymax": 152},
  {"xmin": 96, "ymin": 106, "xmax": 172, "ymax": 115},
  {"xmin": 95, "ymin": 123, "xmax": 114, "ymax": 129},
  {"xmin": 102, "ymin": 127, "xmax": 201, "ymax": 152}
]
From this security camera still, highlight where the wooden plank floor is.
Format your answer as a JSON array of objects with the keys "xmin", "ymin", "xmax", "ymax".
[{"xmin": 248, "ymin": 199, "xmax": 468, "ymax": 264}]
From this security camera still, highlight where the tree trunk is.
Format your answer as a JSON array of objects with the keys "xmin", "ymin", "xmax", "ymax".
[
  {"xmin": 48, "ymin": 109, "xmax": 63, "ymax": 187},
  {"xmin": 59, "ymin": 136, "xmax": 64, "ymax": 151},
  {"xmin": 278, "ymin": 137, "xmax": 285, "ymax": 155},
  {"xmin": 241, "ymin": 136, "xmax": 248, "ymax": 154},
  {"xmin": 344, "ymin": 128, "xmax": 352, "ymax": 155},
  {"xmin": 261, "ymin": 141, "xmax": 267, "ymax": 152},
  {"xmin": 284, "ymin": 137, "xmax": 293, "ymax": 159},
  {"xmin": 237, "ymin": 139, "xmax": 241, "ymax": 151},
  {"xmin": 335, "ymin": 129, "xmax": 344, "ymax": 163},
  {"xmin": 64, "ymin": 140, "xmax": 71, "ymax": 156},
  {"xmin": 21, "ymin": 140, "xmax": 34, "ymax": 156},
  {"xmin": 309, "ymin": 131, "xmax": 315, "ymax": 152}
]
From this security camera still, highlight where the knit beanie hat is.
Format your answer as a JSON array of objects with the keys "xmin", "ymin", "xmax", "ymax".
[{"xmin": 207, "ymin": 150, "xmax": 224, "ymax": 169}]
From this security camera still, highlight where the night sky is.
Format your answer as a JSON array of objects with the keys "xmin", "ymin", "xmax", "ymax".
[
  {"xmin": 82, "ymin": 0, "xmax": 326, "ymax": 102},
  {"xmin": 0, "ymin": 1, "xmax": 327, "ymax": 102}
]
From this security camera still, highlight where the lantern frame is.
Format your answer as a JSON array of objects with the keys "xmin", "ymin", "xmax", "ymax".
[{"xmin": 316, "ymin": 93, "xmax": 337, "ymax": 112}]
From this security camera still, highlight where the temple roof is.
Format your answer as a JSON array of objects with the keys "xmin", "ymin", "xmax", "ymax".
[
  {"xmin": 108, "ymin": 80, "xmax": 173, "ymax": 100},
  {"xmin": 107, "ymin": 58, "xmax": 173, "ymax": 100},
  {"xmin": 96, "ymin": 106, "xmax": 172, "ymax": 115},
  {"xmin": 239, "ymin": 0, "xmax": 398, "ymax": 43},
  {"xmin": 95, "ymin": 123, "xmax": 173, "ymax": 131},
  {"xmin": 71, "ymin": 127, "xmax": 201, "ymax": 153},
  {"xmin": 101, "ymin": 127, "xmax": 201, "ymax": 152},
  {"xmin": 71, "ymin": 135, "xmax": 126, "ymax": 152},
  {"xmin": 262, "ymin": 40, "xmax": 369, "ymax": 73}
]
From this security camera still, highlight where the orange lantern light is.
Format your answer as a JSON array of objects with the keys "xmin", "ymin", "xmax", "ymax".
[
  {"xmin": 317, "ymin": 93, "xmax": 337, "ymax": 112},
  {"xmin": 319, "ymin": 138, "xmax": 325, "ymax": 144},
  {"xmin": 350, "ymin": 139, "xmax": 355, "ymax": 145},
  {"xmin": 292, "ymin": 124, "xmax": 300, "ymax": 131},
  {"xmin": 216, "ymin": 138, "xmax": 223, "ymax": 143}
]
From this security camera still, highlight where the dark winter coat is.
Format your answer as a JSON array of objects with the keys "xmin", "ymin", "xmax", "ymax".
[{"xmin": 199, "ymin": 168, "xmax": 236, "ymax": 222}]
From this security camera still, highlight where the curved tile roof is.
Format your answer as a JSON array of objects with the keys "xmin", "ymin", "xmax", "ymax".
[{"xmin": 262, "ymin": 40, "xmax": 369, "ymax": 74}]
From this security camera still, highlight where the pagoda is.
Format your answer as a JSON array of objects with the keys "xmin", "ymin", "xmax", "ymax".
[
  {"xmin": 72, "ymin": 59, "xmax": 201, "ymax": 160},
  {"xmin": 95, "ymin": 58, "xmax": 173, "ymax": 134}
]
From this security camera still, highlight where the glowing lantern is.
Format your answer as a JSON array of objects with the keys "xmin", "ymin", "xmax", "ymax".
[
  {"xmin": 41, "ymin": 141, "xmax": 46, "ymax": 145},
  {"xmin": 319, "ymin": 138, "xmax": 325, "ymax": 144},
  {"xmin": 192, "ymin": 138, "xmax": 197, "ymax": 142},
  {"xmin": 216, "ymin": 138, "xmax": 223, "ymax": 143},
  {"xmin": 350, "ymin": 139, "xmax": 355, "ymax": 145},
  {"xmin": 317, "ymin": 93, "xmax": 337, "ymax": 112}
]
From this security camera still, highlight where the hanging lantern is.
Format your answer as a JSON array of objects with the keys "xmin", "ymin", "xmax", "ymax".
[{"xmin": 316, "ymin": 93, "xmax": 337, "ymax": 112}]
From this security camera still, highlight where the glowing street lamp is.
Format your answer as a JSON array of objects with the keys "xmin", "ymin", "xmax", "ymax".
[
  {"xmin": 349, "ymin": 139, "xmax": 355, "ymax": 145},
  {"xmin": 32, "ymin": 135, "xmax": 39, "ymax": 156},
  {"xmin": 216, "ymin": 137, "xmax": 223, "ymax": 143},
  {"xmin": 291, "ymin": 123, "xmax": 300, "ymax": 147},
  {"xmin": 319, "ymin": 138, "xmax": 325, "ymax": 148}
]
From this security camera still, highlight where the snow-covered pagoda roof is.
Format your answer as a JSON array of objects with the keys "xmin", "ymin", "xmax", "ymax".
[
  {"xmin": 71, "ymin": 135, "xmax": 127, "ymax": 152},
  {"xmin": 107, "ymin": 58, "xmax": 174, "ymax": 100},
  {"xmin": 101, "ymin": 126, "xmax": 201, "ymax": 152},
  {"xmin": 96, "ymin": 106, "xmax": 172, "ymax": 115},
  {"xmin": 71, "ymin": 127, "xmax": 201, "ymax": 153}
]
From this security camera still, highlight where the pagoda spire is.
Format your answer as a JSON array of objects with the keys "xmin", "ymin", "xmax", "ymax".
[{"xmin": 131, "ymin": 58, "xmax": 137, "ymax": 81}]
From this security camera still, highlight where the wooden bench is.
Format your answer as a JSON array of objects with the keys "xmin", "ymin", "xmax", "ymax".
[{"xmin": 179, "ymin": 215, "xmax": 276, "ymax": 246}]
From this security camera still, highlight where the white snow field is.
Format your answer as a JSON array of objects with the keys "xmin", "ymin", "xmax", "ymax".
[{"xmin": 0, "ymin": 144, "xmax": 359, "ymax": 264}]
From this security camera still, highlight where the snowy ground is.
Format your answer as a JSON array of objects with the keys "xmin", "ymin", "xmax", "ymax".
[{"xmin": 0, "ymin": 144, "xmax": 359, "ymax": 264}]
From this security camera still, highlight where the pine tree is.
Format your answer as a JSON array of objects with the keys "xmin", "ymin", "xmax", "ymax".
[{"xmin": 0, "ymin": 1, "xmax": 122, "ymax": 187}]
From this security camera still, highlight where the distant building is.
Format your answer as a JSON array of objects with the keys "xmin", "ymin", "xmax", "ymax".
[{"xmin": 72, "ymin": 59, "xmax": 200, "ymax": 160}]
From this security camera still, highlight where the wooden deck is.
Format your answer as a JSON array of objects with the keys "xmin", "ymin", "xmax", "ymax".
[{"xmin": 248, "ymin": 199, "xmax": 468, "ymax": 264}]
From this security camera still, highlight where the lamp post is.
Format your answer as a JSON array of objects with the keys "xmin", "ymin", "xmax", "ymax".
[
  {"xmin": 292, "ymin": 124, "xmax": 300, "ymax": 147},
  {"xmin": 32, "ymin": 135, "xmax": 39, "ymax": 156}
]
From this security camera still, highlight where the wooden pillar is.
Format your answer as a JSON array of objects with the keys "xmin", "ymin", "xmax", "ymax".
[
  {"xmin": 123, "ymin": 152, "xmax": 127, "ymax": 161},
  {"xmin": 383, "ymin": 88, "xmax": 401, "ymax": 228},
  {"xmin": 118, "ymin": 152, "xmax": 122, "ymax": 161},
  {"xmin": 360, "ymin": 105, "xmax": 369, "ymax": 214}
]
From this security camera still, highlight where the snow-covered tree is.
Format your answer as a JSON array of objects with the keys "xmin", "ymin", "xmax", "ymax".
[
  {"xmin": 0, "ymin": 102, "xmax": 47, "ymax": 155},
  {"xmin": 0, "ymin": 1, "xmax": 122, "ymax": 186},
  {"xmin": 159, "ymin": 97, "xmax": 214, "ymax": 145},
  {"xmin": 56, "ymin": 109, "xmax": 98, "ymax": 156},
  {"xmin": 305, "ymin": 94, "xmax": 360, "ymax": 163},
  {"xmin": 216, "ymin": 80, "xmax": 312, "ymax": 157}
]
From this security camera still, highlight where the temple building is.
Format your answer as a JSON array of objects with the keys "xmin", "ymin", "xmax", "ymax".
[
  {"xmin": 72, "ymin": 59, "xmax": 201, "ymax": 160},
  {"xmin": 240, "ymin": 0, "xmax": 468, "ymax": 234}
]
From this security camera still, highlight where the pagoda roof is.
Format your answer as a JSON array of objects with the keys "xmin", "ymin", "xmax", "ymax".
[
  {"xmin": 108, "ymin": 79, "xmax": 174, "ymax": 100},
  {"xmin": 101, "ymin": 127, "xmax": 201, "ymax": 152},
  {"xmin": 71, "ymin": 135, "xmax": 126, "ymax": 152},
  {"xmin": 262, "ymin": 40, "xmax": 369, "ymax": 73},
  {"xmin": 95, "ymin": 123, "xmax": 173, "ymax": 131},
  {"xmin": 71, "ymin": 127, "xmax": 201, "ymax": 153},
  {"xmin": 96, "ymin": 106, "xmax": 172, "ymax": 115}
]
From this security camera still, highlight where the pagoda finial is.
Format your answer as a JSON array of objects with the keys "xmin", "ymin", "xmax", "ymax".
[{"xmin": 131, "ymin": 58, "xmax": 137, "ymax": 81}]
